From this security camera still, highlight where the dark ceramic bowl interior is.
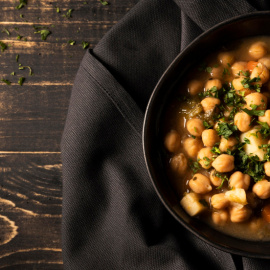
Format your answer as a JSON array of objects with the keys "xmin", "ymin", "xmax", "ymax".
[{"xmin": 143, "ymin": 11, "xmax": 270, "ymax": 258}]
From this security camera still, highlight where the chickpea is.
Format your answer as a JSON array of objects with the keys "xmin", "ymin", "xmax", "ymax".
[
  {"xmin": 234, "ymin": 112, "xmax": 252, "ymax": 132},
  {"xmin": 264, "ymin": 161, "xmax": 270, "ymax": 177},
  {"xmin": 186, "ymin": 118, "xmax": 205, "ymax": 137},
  {"xmin": 201, "ymin": 97, "xmax": 220, "ymax": 112},
  {"xmin": 210, "ymin": 169, "xmax": 222, "ymax": 186},
  {"xmin": 205, "ymin": 79, "xmax": 222, "ymax": 91},
  {"xmin": 219, "ymin": 137, "xmax": 238, "ymax": 152},
  {"xmin": 197, "ymin": 147, "xmax": 214, "ymax": 169},
  {"xmin": 164, "ymin": 130, "xmax": 181, "ymax": 153},
  {"xmin": 188, "ymin": 80, "xmax": 204, "ymax": 96},
  {"xmin": 231, "ymin": 61, "xmax": 247, "ymax": 77},
  {"xmin": 210, "ymin": 67, "xmax": 224, "ymax": 80},
  {"xmin": 229, "ymin": 171, "xmax": 250, "ymax": 191},
  {"xmin": 212, "ymin": 210, "xmax": 229, "ymax": 226},
  {"xmin": 250, "ymin": 63, "xmax": 270, "ymax": 84},
  {"xmin": 183, "ymin": 137, "xmax": 203, "ymax": 159},
  {"xmin": 259, "ymin": 55, "xmax": 270, "ymax": 69},
  {"xmin": 249, "ymin": 41, "xmax": 268, "ymax": 60},
  {"xmin": 201, "ymin": 129, "xmax": 220, "ymax": 147},
  {"xmin": 258, "ymin": 110, "xmax": 270, "ymax": 126},
  {"xmin": 189, "ymin": 173, "xmax": 212, "ymax": 194},
  {"xmin": 245, "ymin": 92, "xmax": 267, "ymax": 110},
  {"xmin": 211, "ymin": 193, "xmax": 230, "ymax": 209},
  {"xmin": 218, "ymin": 52, "xmax": 235, "ymax": 66},
  {"xmin": 229, "ymin": 204, "xmax": 252, "ymax": 223},
  {"xmin": 212, "ymin": 154, "xmax": 234, "ymax": 172},
  {"xmin": 170, "ymin": 153, "xmax": 188, "ymax": 176},
  {"xmin": 252, "ymin": 179, "xmax": 270, "ymax": 199},
  {"xmin": 232, "ymin": 77, "xmax": 246, "ymax": 90}
]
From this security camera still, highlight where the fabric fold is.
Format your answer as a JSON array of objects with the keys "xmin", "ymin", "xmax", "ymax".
[{"xmin": 61, "ymin": 0, "xmax": 270, "ymax": 269}]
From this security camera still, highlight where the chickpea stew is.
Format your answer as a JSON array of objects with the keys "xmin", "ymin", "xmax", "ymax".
[{"xmin": 163, "ymin": 36, "xmax": 270, "ymax": 241}]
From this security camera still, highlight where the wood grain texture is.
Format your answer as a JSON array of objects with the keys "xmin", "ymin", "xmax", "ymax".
[{"xmin": 0, "ymin": 0, "xmax": 138, "ymax": 268}]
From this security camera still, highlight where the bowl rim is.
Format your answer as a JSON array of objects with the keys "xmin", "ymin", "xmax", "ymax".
[{"xmin": 143, "ymin": 10, "xmax": 270, "ymax": 259}]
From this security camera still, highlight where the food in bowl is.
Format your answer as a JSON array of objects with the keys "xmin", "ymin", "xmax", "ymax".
[{"xmin": 163, "ymin": 36, "xmax": 270, "ymax": 241}]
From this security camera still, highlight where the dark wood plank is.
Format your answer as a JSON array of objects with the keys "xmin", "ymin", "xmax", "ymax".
[
  {"xmin": 0, "ymin": 153, "xmax": 62, "ymax": 268},
  {"xmin": 0, "ymin": 0, "xmax": 138, "ymax": 268}
]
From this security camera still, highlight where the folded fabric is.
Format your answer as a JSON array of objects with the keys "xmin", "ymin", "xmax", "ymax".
[{"xmin": 61, "ymin": 0, "xmax": 270, "ymax": 269}]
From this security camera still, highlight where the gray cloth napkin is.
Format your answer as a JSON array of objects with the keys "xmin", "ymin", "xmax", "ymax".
[{"xmin": 61, "ymin": 0, "xmax": 270, "ymax": 269}]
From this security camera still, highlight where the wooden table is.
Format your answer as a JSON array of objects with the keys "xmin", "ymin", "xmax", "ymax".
[{"xmin": 0, "ymin": 0, "xmax": 137, "ymax": 268}]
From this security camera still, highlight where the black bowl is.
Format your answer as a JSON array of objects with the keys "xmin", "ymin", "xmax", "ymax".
[{"xmin": 143, "ymin": 11, "xmax": 270, "ymax": 258}]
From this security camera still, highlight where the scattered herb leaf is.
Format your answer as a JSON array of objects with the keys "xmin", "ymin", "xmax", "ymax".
[
  {"xmin": 1, "ymin": 79, "xmax": 11, "ymax": 85},
  {"xmin": 99, "ymin": 0, "xmax": 109, "ymax": 5},
  {"xmin": 16, "ymin": 0, "xmax": 27, "ymax": 10},
  {"xmin": 2, "ymin": 28, "xmax": 10, "ymax": 35},
  {"xmin": 63, "ymin": 9, "xmax": 73, "ymax": 18},
  {"xmin": 68, "ymin": 40, "xmax": 76, "ymax": 45},
  {"xmin": 18, "ymin": 77, "xmax": 25, "ymax": 86},
  {"xmin": 34, "ymin": 29, "xmax": 51, "ymax": 40},
  {"xmin": 82, "ymin": 41, "xmax": 89, "ymax": 49}
]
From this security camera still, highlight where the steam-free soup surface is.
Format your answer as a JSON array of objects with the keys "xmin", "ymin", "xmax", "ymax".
[{"xmin": 163, "ymin": 36, "xmax": 270, "ymax": 241}]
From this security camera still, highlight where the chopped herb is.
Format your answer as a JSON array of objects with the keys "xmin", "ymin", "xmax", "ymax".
[
  {"xmin": 68, "ymin": 40, "xmax": 76, "ymax": 45},
  {"xmin": 20, "ymin": 14, "xmax": 24, "ymax": 19},
  {"xmin": 244, "ymin": 137, "xmax": 250, "ymax": 144},
  {"xmin": 10, "ymin": 72, "xmax": 15, "ymax": 76},
  {"xmin": 223, "ymin": 88, "xmax": 244, "ymax": 119},
  {"xmin": 34, "ymin": 29, "xmax": 51, "ymax": 40},
  {"xmin": 259, "ymin": 144, "xmax": 270, "ymax": 161},
  {"xmin": 214, "ymin": 172, "xmax": 229, "ymax": 189},
  {"xmin": 257, "ymin": 121, "xmax": 270, "ymax": 139},
  {"xmin": 242, "ymin": 105, "xmax": 265, "ymax": 116},
  {"xmin": 191, "ymin": 135, "xmax": 196, "ymax": 139},
  {"xmin": 18, "ymin": 65, "xmax": 33, "ymax": 75},
  {"xmin": 202, "ymin": 156, "xmax": 211, "ymax": 167},
  {"xmin": 14, "ymin": 27, "xmax": 19, "ymax": 31},
  {"xmin": 23, "ymin": 37, "xmax": 27, "ymax": 41},
  {"xmin": 223, "ymin": 68, "xmax": 230, "ymax": 76},
  {"xmin": 82, "ymin": 41, "xmax": 90, "ymax": 49},
  {"xmin": 1, "ymin": 79, "xmax": 11, "ymax": 85},
  {"xmin": 63, "ymin": 9, "xmax": 74, "ymax": 18},
  {"xmin": 99, "ymin": 0, "xmax": 109, "ymax": 5},
  {"xmin": 235, "ymin": 151, "xmax": 265, "ymax": 182},
  {"xmin": 83, "ymin": 1, "xmax": 88, "ymax": 4},
  {"xmin": 241, "ymin": 76, "xmax": 261, "ymax": 92},
  {"xmin": 16, "ymin": 54, "xmax": 19, "ymax": 62},
  {"xmin": 17, "ymin": 35, "xmax": 22, "ymax": 40},
  {"xmin": 16, "ymin": 0, "xmax": 27, "ymax": 10},
  {"xmin": 206, "ymin": 67, "xmax": 212, "ymax": 73},
  {"xmin": 189, "ymin": 159, "xmax": 201, "ymax": 174},
  {"xmin": 217, "ymin": 122, "xmax": 238, "ymax": 139},
  {"xmin": 211, "ymin": 146, "xmax": 221, "ymax": 155},
  {"xmin": 203, "ymin": 120, "xmax": 213, "ymax": 129},
  {"xmin": 199, "ymin": 86, "xmax": 221, "ymax": 98},
  {"xmin": 2, "ymin": 28, "xmax": 10, "ymax": 36},
  {"xmin": 56, "ymin": 7, "xmax": 60, "ymax": 13},
  {"xmin": 18, "ymin": 77, "xmax": 25, "ymax": 86},
  {"xmin": 0, "ymin": 41, "xmax": 7, "ymax": 52}
]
